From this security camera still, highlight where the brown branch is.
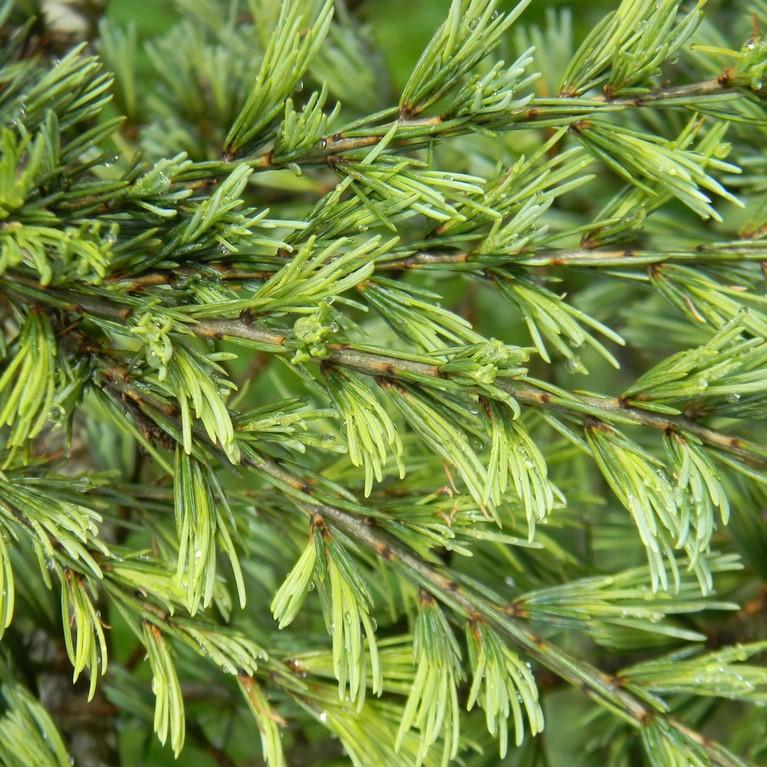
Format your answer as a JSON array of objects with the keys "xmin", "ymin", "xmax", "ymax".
[
  {"xmin": 377, "ymin": 245, "xmax": 767, "ymax": 271},
  {"xmin": 245, "ymin": 79, "xmax": 735, "ymax": 170},
  {"xmin": 106, "ymin": 266, "xmax": 273, "ymax": 292},
  {"xmin": 603, "ymin": 78, "xmax": 732, "ymax": 105},
  {"xmin": 195, "ymin": 318, "xmax": 767, "ymax": 471},
  {"xmin": 100, "ymin": 243, "xmax": 767, "ymax": 298}
]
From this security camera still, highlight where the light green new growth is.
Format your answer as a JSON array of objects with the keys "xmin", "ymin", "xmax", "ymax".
[{"xmin": 0, "ymin": 0, "xmax": 766, "ymax": 764}]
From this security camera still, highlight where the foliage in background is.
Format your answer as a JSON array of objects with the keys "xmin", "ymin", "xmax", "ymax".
[{"xmin": 0, "ymin": 0, "xmax": 767, "ymax": 764}]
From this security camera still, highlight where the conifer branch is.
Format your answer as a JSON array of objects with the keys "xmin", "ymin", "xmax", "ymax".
[
  {"xmin": 193, "ymin": 317, "xmax": 767, "ymax": 470},
  {"xmin": 9, "ymin": 270, "xmax": 765, "ymax": 472},
  {"xmin": 377, "ymin": 243, "xmax": 767, "ymax": 271},
  {"xmin": 2, "ymin": 0, "xmax": 767, "ymax": 762},
  {"xmin": 245, "ymin": 452, "xmax": 744, "ymax": 767},
  {"xmin": 7, "ymin": 272, "xmax": 763, "ymax": 467},
  {"xmin": 239, "ymin": 76, "xmax": 742, "ymax": 171}
]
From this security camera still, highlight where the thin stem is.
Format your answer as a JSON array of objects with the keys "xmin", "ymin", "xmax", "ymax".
[
  {"xmin": 604, "ymin": 78, "xmax": 732, "ymax": 105},
  {"xmin": 99, "ymin": 240, "xmax": 767, "ymax": 295},
  {"xmin": 377, "ymin": 244, "xmax": 767, "ymax": 271},
  {"xmin": 245, "ymin": 78, "xmax": 734, "ymax": 170},
  {"xmin": 196, "ymin": 318, "xmax": 767, "ymax": 471},
  {"xmin": 106, "ymin": 267, "xmax": 272, "ymax": 292}
]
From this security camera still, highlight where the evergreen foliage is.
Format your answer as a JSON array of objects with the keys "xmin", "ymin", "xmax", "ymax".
[{"xmin": 0, "ymin": 0, "xmax": 767, "ymax": 763}]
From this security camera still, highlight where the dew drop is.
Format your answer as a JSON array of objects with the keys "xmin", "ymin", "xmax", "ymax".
[{"xmin": 565, "ymin": 358, "xmax": 580, "ymax": 373}]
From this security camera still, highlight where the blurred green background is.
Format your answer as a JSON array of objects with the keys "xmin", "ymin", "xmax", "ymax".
[{"xmin": 105, "ymin": 0, "xmax": 616, "ymax": 84}]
